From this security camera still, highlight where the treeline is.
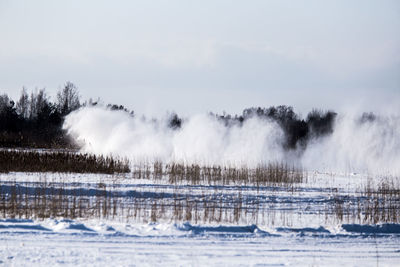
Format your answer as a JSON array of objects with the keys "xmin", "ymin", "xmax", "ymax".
[
  {"xmin": 0, "ymin": 82, "xmax": 336, "ymax": 151},
  {"xmin": 0, "ymin": 82, "xmax": 354, "ymax": 152},
  {"xmin": 139, "ymin": 106, "xmax": 337, "ymax": 151},
  {"xmin": 0, "ymin": 82, "xmax": 139, "ymax": 148},
  {"xmin": 211, "ymin": 106, "xmax": 337, "ymax": 150},
  {"xmin": 0, "ymin": 82, "xmax": 81, "ymax": 148}
]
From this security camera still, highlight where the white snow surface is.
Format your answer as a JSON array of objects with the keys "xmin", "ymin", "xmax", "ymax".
[
  {"xmin": 1, "ymin": 171, "xmax": 399, "ymax": 266},
  {"xmin": 1, "ymin": 218, "xmax": 400, "ymax": 266}
]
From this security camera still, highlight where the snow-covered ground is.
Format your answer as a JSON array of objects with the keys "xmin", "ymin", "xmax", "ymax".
[
  {"xmin": 1, "ymin": 219, "xmax": 400, "ymax": 266},
  {"xmin": 1, "ymin": 171, "xmax": 399, "ymax": 266}
]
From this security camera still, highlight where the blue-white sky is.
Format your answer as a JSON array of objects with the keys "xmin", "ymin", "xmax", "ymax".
[{"xmin": 0, "ymin": 0, "xmax": 399, "ymax": 115}]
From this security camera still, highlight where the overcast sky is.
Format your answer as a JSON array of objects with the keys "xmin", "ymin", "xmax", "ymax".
[{"xmin": 0, "ymin": 0, "xmax": 399, "ymax": 116}]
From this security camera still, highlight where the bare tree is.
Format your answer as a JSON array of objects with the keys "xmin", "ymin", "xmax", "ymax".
[
  {"xmin": 16, "ymin": 87, "xmax": 29, "ymax": 119},
  {"xmin": 57, "ymin": 82, "xmax": 80, "ymax": 115},
  {"xmin": 0, "ymin": 94, "xmax": 11, "ymax": 113},
  {"xmin": 29, "ymin": 89, "xmax": 49, "ymax": 119}
]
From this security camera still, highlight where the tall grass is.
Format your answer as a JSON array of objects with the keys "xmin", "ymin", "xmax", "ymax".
[
  {"xmin": 0, "ymin": 181, "xmax": 261, "ymax": 224},
  {"xmin": 2, "ymin": 149, "xmax": 397, "ymax": 226},
  {"xmin": 0, "ymin": 149, "xmax": 130, "ymax": 174},
  {"xmin": 132, "ymin": 161, "xmax": 304, "ymax": 187},
  {"xmin": 2, "ymin": 176, "xmax": 398, "ymax": 225},
  {"xmin": 333, "ymin": 178, "xmax": 400, "ymax": 224}
]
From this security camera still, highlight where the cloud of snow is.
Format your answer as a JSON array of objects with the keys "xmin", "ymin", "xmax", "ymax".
[
  {"xmin": 64, "ymin": 106, "xmax": 400, "ymax": 175},
  {"xmin": 302, "ymin": 111, "xmax": 400, "ymax": 176},
  {"xmin": 64, "ymin": 107, "xmax": 285, "ymax": 167}
]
